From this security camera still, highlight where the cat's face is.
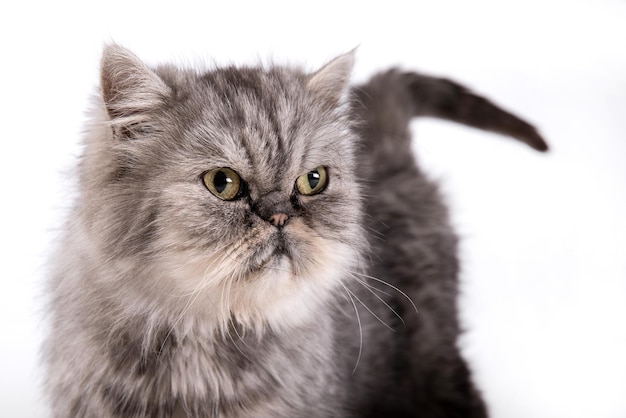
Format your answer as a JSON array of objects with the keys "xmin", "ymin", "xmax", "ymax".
[{"xmin": 82, "ymin": 46, "xmax": 364, "ymax": 332}]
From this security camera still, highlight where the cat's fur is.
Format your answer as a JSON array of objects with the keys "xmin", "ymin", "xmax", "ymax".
[{"xmin": 43, "ymin": 45, "xmax": 546, "ymax": 418}]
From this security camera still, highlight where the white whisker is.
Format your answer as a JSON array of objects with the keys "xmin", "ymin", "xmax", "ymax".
[
  {"xmin": 341, "ymin": 283, "xmax": 363, "ymax": 375},
  {"xmin": 349, "ymin": 270, "xmax": 419, "ymax": 316},
  {"xmin": 226, "ymin": 319, "xmax": 250, "ymax": 360},
  {"xmin": 353, "ymin": 276, "xmax": 393, "ymax": 298},
  {"xmin": 345, "ymin": 285, "xmax": 395, "ymax": 332},
  {"xmin": 158, "ymin": 252, "xmax": 227, "ymax": 354},
  {"xmin": 229, "ymin": 315, "xmax": 250, "ymax": 348},
  {"xmin": 220, "ymin": 269, "xmax": 233, "ymax": 333},
  {"xmin": 159, "ymin": 282, "xmax": 203, "ymax": 355},
  {"xmin": 352, "ymin": 275, "xmax": 404, "ymax": 326}
]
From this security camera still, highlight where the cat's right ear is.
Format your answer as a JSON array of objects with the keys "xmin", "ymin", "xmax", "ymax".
[{"xmin": 100, "ymin": 44, "xmax": 171, "ymax": 137}]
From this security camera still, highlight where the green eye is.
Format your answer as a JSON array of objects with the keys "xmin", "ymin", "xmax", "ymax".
[
  {"xmin": 202, "ymin": 167, "xmax": 244, "ymax": 201},
  {"xmin": 295, "ymin": 166, "xmax": 328, "ymax": 196}
]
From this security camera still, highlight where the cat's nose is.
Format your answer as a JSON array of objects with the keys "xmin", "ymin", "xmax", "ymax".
[
  {"xmin": 268, "ymin": 213, "xmax": 289, "ymax": 227},
  {"xmin": 253, "ymin": 191, "xmax": 294, "ymax": 227}
]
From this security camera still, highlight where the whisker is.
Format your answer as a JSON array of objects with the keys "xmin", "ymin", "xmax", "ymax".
[
  {"xmin": 220, "ymin": 271, "xmax": 233, "ymax": 332},
  {"xmin": 227, "ymin": 329, "xmax": 250, "ymax": 359},
  {"xmin": 328, "ymin": 282, "xmax": 356, "ymax": 319},
  {"xmin": 226, "ymin": 311, "xmax": 251, "ymax": 359},
  {"xmin": 229, "ymin": 315, "xmax": 250, "ymax": 348},
  {"xmin": 159, "ymin": 283, "xmax": 203, "ymax": 355},
  {"xmin": 341, "ymin": 283, "xmax": 363, "ymax": 375},
  {"xmin": 158, "ymin": 253, "xmax": 227, "ymax": 354},
  {"xmin": 345, "ymin": 286, "xmax": 395, "ymax": 332},
  {"xmin": 365, "ymin": 225, "xmax": 386, "ymax": 239},
  {"xmin": 349, "ymin": 270, "xmax": 419, "ymax": 316},
  {"xmin": 352, "ymin": 276, "xmax": 404, "ymax": 326},
  {"xmin": 353, "ymin": 276, "xmax": 393, "ymax": 298}
]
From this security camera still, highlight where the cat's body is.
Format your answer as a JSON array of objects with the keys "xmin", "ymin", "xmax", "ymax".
[{"xmin": 43, "ymin": 45, "xmax": 546, "ymax": 418}]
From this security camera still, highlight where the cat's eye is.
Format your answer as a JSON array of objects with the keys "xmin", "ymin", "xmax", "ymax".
[
  {"xmin": 295, "ymin": 166, "xmax": 328, "ymax": 196},
  {"xmin": 202, "ymin": 167, "xmax": 245, "ymax": 201}
]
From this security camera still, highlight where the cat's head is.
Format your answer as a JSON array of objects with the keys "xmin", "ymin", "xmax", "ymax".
[{"xmin": 79, "ymin": 45, "xmax": 365, "ymax": 333}]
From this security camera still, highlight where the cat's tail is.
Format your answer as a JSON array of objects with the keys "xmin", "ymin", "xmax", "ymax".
[{"xmin": 351, "ymin": 69, "xmax": 548, "ymax": 152}]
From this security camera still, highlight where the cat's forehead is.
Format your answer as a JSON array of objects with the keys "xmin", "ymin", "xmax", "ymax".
[
  {"xmin": 196, "ymin": 66, "xmax": 306, "ymax": 110},
  {"xmin": 182, "ymin": 67, "xmax": 353, "ymax": 185}
]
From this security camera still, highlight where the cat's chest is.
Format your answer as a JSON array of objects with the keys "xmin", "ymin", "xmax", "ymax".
[
  {"xmin": 175, "ymin": 338, "xmax": 272, "ymax": 392},
  {"xmin": 164, "ymin": 328, "xmax": 339, "ymax": 418}
]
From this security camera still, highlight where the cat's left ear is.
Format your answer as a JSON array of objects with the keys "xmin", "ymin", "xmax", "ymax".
[{"xmin": 307, "ymin": 50, "xmax": 355, "ymax": 107}]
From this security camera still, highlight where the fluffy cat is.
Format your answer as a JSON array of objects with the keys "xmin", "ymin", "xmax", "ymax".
[{"xmin": 43, "ymin": 45, "xmax": 547, "ymax": 418}]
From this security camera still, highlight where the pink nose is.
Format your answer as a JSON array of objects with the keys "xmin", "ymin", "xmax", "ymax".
[{"xmin": 268, "ymin": 213, "xmax": 288, "ymax": 227}]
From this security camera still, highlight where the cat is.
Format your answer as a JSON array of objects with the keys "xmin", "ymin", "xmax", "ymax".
[{"xmin": 43, "ymin": 44, "xmax": 547, "ymax": 418}]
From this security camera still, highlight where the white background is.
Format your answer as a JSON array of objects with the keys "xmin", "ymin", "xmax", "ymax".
[{"xmin": 1, "ymin": 1, "xmax": 624, "ymax": 417}]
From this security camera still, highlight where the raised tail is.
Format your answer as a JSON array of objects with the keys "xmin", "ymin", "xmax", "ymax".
[{"xmin": 351, "ymin": 69, "xmax": 548, "ymax": 152}]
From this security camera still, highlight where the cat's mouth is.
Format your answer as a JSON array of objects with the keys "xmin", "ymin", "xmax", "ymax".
[{"xmin": 246, "ymin": 232, "xmax": 292, "ymax": 274}]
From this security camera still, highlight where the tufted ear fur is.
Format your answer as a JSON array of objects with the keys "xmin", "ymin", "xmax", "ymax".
[
  {"xmin": 306, "ymin": 51, "xmax": 355, "ymax": 107},
  {"xmin": 100, "ymin": 44, "xmax": 171, "ymax": 139}
]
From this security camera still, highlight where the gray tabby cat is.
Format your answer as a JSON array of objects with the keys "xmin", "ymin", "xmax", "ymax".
[{"xmin": 43, "ymin": 45, "xmax": 547, "ymax": 418}]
